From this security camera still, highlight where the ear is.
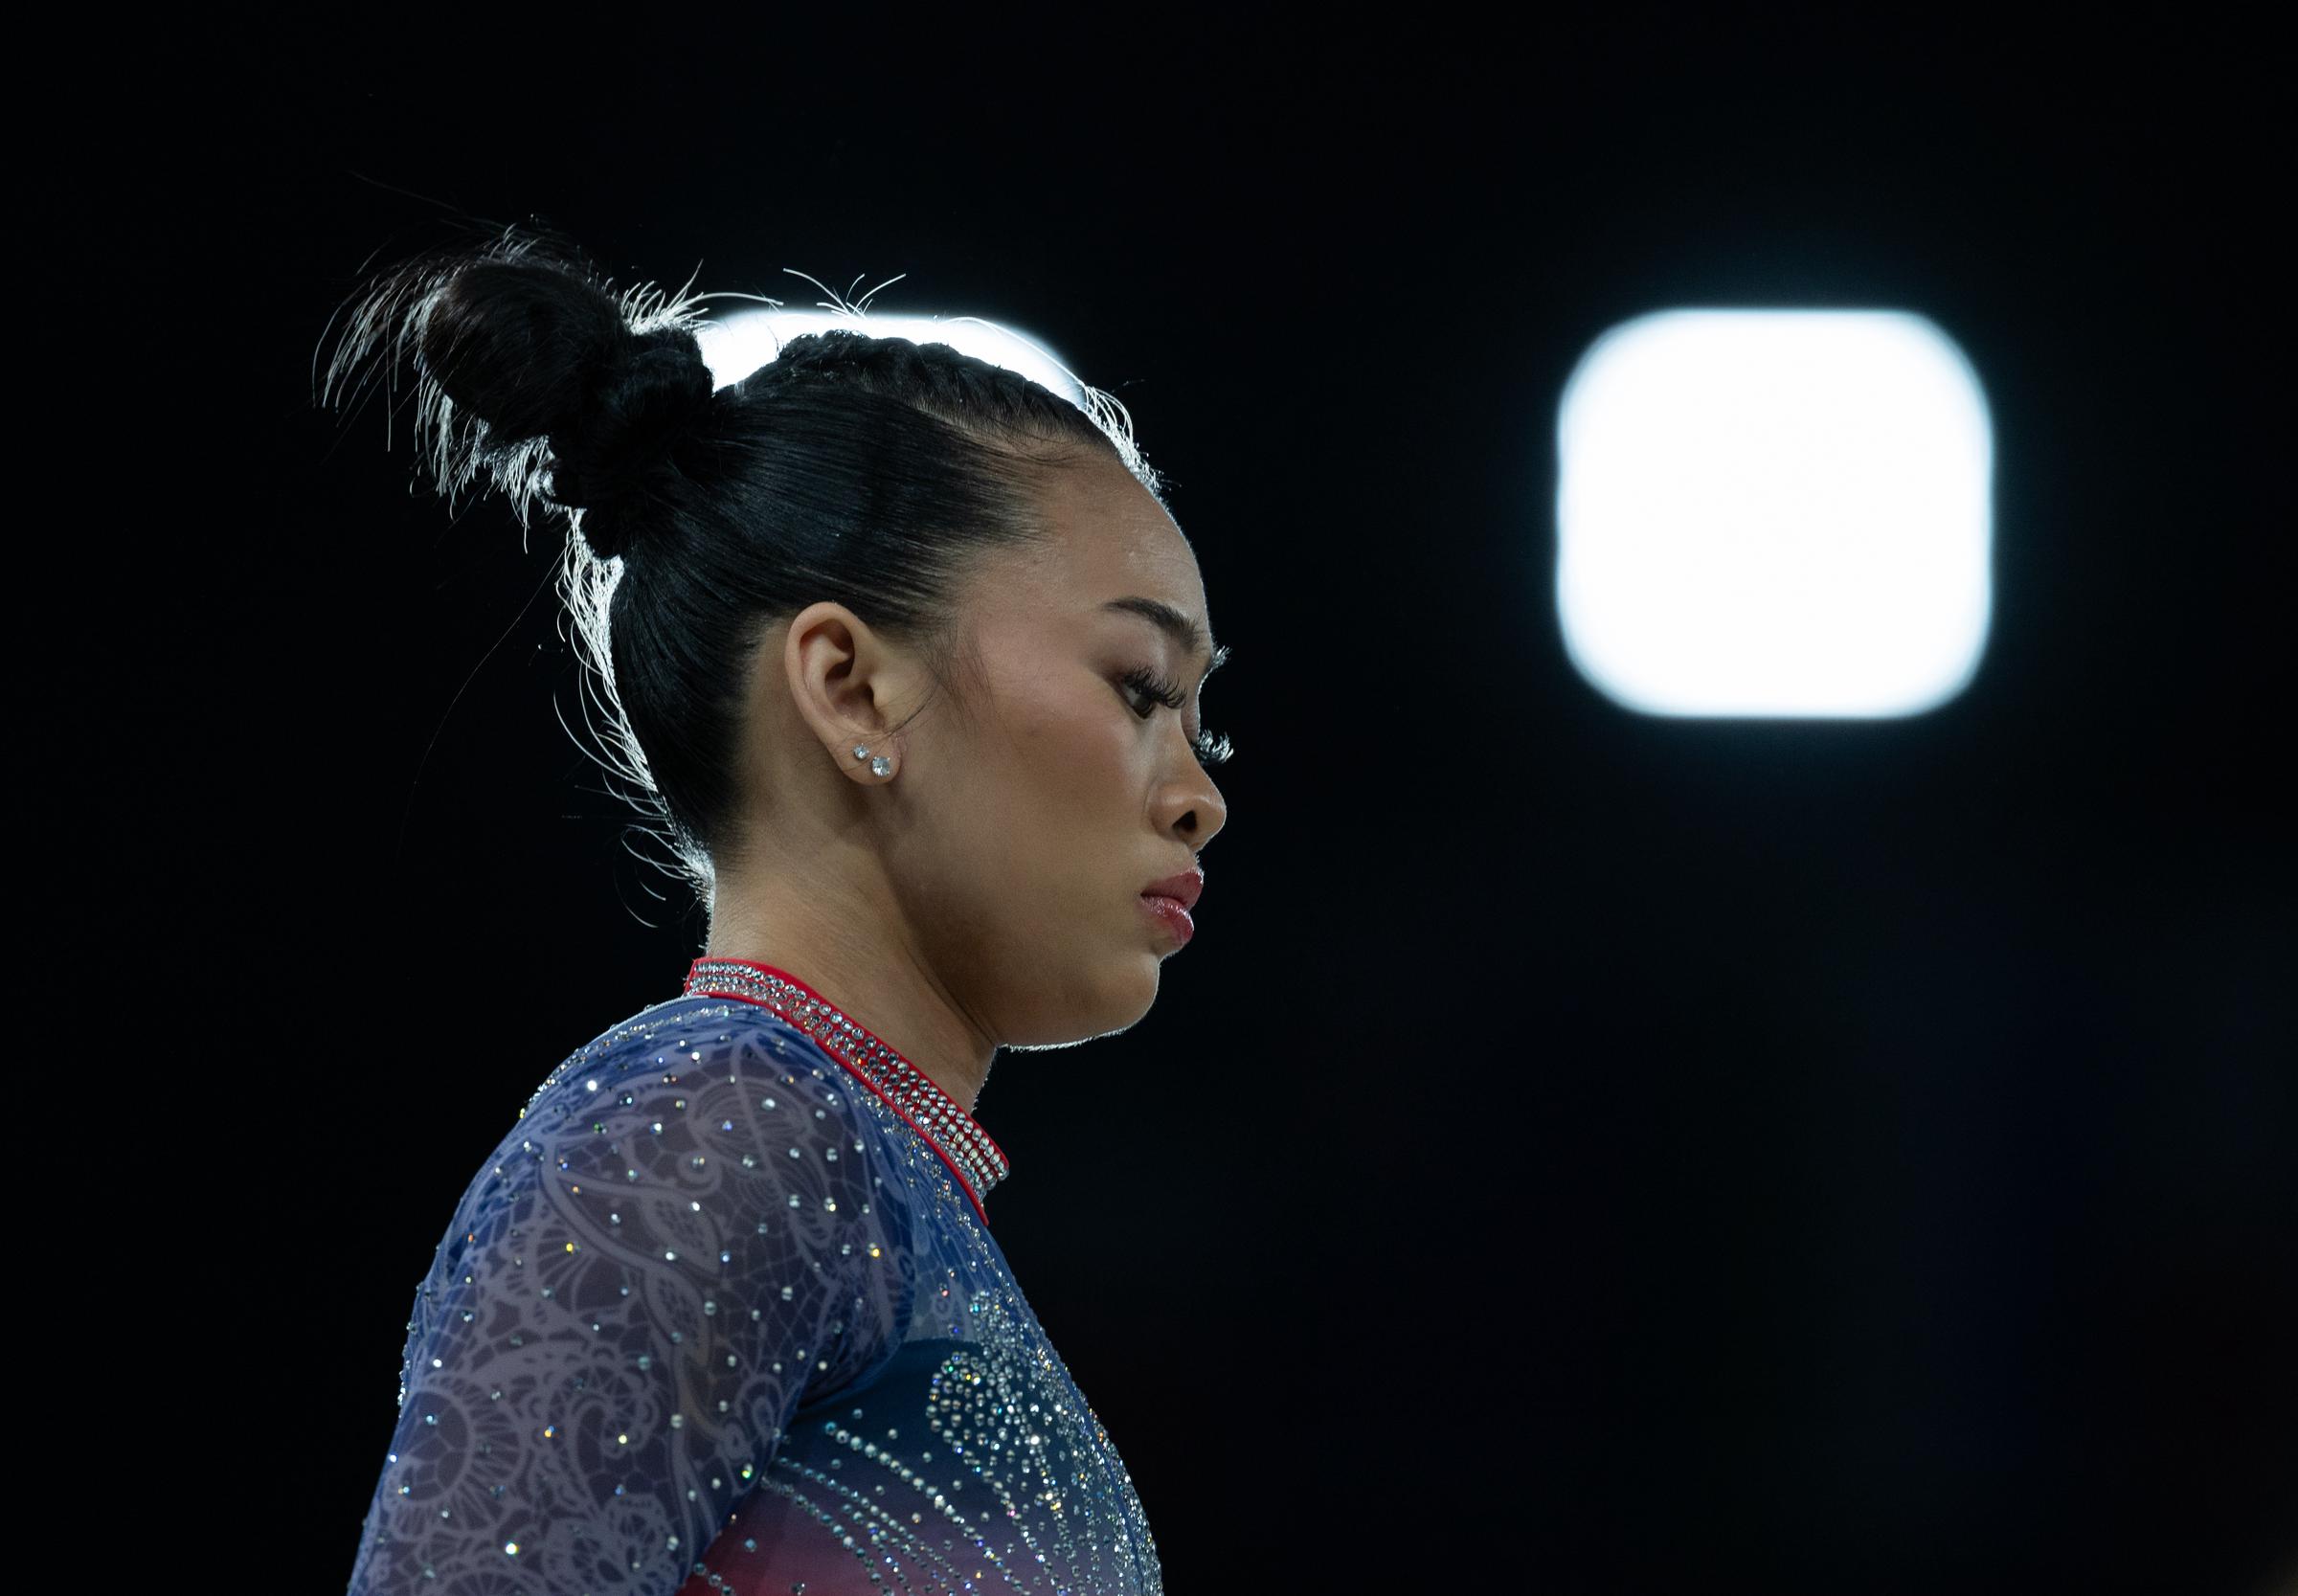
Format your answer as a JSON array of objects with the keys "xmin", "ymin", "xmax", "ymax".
[{"xmin": 780, "ymin": 600, "xmax": 913, "ymax": 782}]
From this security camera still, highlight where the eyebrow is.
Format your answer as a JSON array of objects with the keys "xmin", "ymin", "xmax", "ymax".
[{"xmin": 1102, "ymin": 596, "xmax": 1228, "ymax": 678}]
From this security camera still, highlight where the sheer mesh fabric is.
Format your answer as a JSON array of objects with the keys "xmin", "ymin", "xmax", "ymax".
[{"xmin": 346, "ymin": 996, "xmax": 1160, "ymax": 1596}]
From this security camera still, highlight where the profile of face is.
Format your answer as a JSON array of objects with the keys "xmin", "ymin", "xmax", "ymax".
[{"xmin": 745, "ymin": 456, "xmax": 1228, "ymax": 1063}]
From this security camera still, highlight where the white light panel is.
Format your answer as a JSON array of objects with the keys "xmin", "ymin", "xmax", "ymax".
[{"xmin": 1555, "ymin": 309, "xmax": 1994, "ymax": 717}]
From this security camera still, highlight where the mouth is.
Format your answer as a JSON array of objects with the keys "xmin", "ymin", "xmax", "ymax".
[
  {"xmin": 1138, "ymin": 892, "xmax": 1196, "ymax": 945},
  {"xmin": 1139, "ymin": 866, "xmax": 1204, "ymax": 910}
]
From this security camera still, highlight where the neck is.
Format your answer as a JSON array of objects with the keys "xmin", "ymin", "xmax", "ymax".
[{"xmin": 704, "ymin": 883, "xmax": 995, "ymax": 1114}]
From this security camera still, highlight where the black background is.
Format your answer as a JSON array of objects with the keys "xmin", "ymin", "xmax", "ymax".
[{"xmin": 101, "ymin": 9, "xmax": 2292, "ymax": 1593}]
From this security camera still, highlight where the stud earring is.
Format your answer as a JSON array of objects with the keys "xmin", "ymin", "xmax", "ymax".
[{"xmin": 852, "ymin": 743, "xmax": 892, "ymax": 778}]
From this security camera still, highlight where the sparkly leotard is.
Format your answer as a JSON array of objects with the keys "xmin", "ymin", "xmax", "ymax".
[{"xmin": 344, "ymin": 958, "xmax": 1161, "ymax": 1595}]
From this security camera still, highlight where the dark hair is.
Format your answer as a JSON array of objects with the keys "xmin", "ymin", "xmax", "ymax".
[{"xmin": 316, "ymin": 220, "xmax": 1175, "ymax": 922}]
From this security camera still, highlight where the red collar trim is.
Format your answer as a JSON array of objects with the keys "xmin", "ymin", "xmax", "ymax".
[{"xmin": 679, "ymin": 956, "xmax": 1007, "ymax": 1226}]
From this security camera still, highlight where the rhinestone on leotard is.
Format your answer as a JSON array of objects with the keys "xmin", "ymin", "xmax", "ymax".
[{"xmin": 681, "ymin": 957, "xmax": 1010, "ymax": 1213}]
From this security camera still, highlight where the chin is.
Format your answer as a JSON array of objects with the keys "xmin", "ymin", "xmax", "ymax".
[
  {"xmin": 1118, "ymin": 949, "xmax": 1161, "ymax": 996},
  {"xmin": 1097, "ymin": 955, "xmax": 1162, "ymax": 1035},
  {"xmin": 1014, "ymin": 959, "xmax": 1160, "ymax": 1048}
]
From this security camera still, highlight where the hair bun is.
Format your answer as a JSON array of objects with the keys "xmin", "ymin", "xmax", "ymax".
[{"xmin": 549, "ymin": 325, "xmax": 716, "ymax": 558}]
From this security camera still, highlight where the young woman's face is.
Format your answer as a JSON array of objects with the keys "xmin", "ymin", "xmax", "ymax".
[{"xmin": 880, "ymin": 459, "xmax": 1229, "ymax": 1050}]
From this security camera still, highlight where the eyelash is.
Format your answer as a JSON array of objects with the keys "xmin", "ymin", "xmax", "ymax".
[{"xmin": 1119, "ymin": 665, "xmax": 1234, "ymax": 767}]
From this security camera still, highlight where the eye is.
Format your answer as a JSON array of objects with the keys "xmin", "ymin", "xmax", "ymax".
[
  {"xmin": 1118, "ymin": 665, "xmax": 1234, "ymax": 768},
  {"xmin": 1116, "ymin": 663, "xmax": 1182, "ymax": 717}
]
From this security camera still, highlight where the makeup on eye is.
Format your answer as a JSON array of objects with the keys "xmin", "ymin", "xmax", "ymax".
[
  {"xmin": 1116, "ymin": 663, "xmax": 1232, "ymax": 767},
  {"xmin": 1118, "ymin": 663, "xmax": 1188, "ymax": 714}
]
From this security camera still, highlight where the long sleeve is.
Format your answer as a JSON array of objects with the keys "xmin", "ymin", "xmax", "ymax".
[{"xmin": 347, "ymin": 1022, "xmax": 907, "ymax": 1594}]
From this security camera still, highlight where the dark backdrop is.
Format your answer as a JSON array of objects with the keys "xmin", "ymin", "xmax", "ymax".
[{"xmin": 109, "ymin": 10, "xmax": 2292, "ymax": 1593}]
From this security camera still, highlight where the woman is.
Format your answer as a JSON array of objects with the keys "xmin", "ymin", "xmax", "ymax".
[{"xmin": 322, "ymin": 222, "xmax": 1228, "ymax": 1594}]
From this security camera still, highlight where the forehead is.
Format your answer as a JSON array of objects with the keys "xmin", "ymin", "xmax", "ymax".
[{"xmin": 985, "ymin": 460, "xmax": 1209, "ymax": 637}]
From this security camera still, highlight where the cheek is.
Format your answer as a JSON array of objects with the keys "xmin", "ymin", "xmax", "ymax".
[
  {"xmin": 934, "ymin": 657, "xmax": 1149, "ymax": 842},
  {"xmin": 951, "ymin": 690, "xmax": 1141, "ymax": 879},
  {"xmin": 1020, "ymin": 692, "xmax": 1138, "ymax": 808}
]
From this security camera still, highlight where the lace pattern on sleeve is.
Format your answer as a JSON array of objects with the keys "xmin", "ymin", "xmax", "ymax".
[{"xmin": 347, "ymin": 1017, "xmax": 910, "ymax": 1594}]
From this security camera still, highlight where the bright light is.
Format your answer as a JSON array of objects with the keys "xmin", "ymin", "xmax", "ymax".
[
  {"xmin": 694, "ymin": 307, "xmax": 1088, "ymax": 408},
  {"xmin": 1554, "ymin": 309, "xmax": 1994, "ymax": 717}
]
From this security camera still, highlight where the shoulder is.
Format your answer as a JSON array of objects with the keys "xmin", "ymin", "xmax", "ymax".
[
  {"xmin": 507, "ymin": 997, "xmax": 920, "ymax": 1227},
  {"xmin": 478, "ymin": 996, "xmax": 910, "ymax": 1265},
  {"xmin": 519, "ymin": 994, "xmax": 866, "ymax": 1132}
]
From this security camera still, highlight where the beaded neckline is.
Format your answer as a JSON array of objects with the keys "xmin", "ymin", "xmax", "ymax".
[{"xmin": 681, "ymin": 955, "xmax": 1010, "ymax": 1217}]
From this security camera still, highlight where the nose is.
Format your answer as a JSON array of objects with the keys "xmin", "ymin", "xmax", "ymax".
[{"xmin": 1156, "ymin": 764, "xmax": 1227, "ymax": 849}]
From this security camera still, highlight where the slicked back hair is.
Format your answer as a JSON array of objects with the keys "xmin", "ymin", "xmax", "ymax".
[{"xmin": 315, "ymin": 219, "xmax": 1171, "ymax": 927}]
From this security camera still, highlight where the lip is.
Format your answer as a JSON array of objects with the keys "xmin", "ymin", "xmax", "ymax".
[
  {"xmin": 1140, "ymin": 866, "xmax": 1204, "ymax": 910},
  {"xmin": 1138, "ymin": 891, "xmax": 1195, "ymax": 945}
]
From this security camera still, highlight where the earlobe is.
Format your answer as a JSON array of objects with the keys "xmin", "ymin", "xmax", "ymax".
[{"xmin": 782, "ymin": 605, "xmax": 901, "ymax": 783}]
